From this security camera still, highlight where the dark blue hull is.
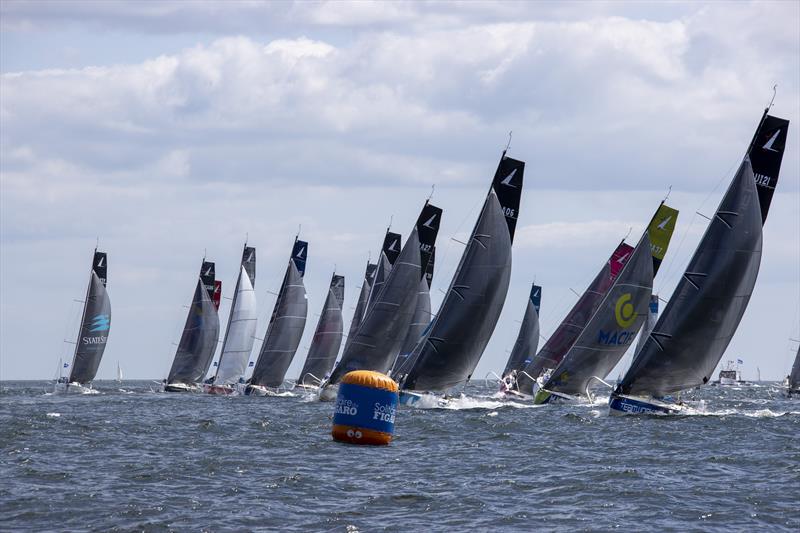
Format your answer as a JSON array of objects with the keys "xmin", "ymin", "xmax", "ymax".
[{"xmin": 608, "ymin": 393, "xmax": 681, "ymax": 415}]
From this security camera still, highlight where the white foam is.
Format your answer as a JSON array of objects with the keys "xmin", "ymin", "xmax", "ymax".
[{"xmin": 46, "ymin": 412, "xmax": 61, "ymax": 418}]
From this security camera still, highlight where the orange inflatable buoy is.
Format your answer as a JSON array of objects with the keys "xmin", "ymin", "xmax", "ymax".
[{"xmin": 332, "ymin": 370, "xmax": 398, "ymax": 445}]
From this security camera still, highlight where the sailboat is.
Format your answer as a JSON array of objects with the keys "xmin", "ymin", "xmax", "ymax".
[
  {"xmin": 204, "ymin": 245, "xmax": 258, "ymax": 395},
  {"xmin": 397, "ymin": 151, "xmax": 525, "ymax": 404},
  {"xmin": 610, "ymin": 107, "xmax": 789, "ymax": 415},
  {"xmin": 319, "ymin": 201, "xmax": 441, "ymax": 400},
  {"xmin": 164, "ymin": 260, "xmax": 221, "ymax": 392},
  {"xmin": 532, "ymin": 231, "xmax": 654, "ymax": 404},
  {"xmin": 116, "ymin": 361, "xmax": 123, "ymax": 383},
  {"xmin": 55, "ymin": 248, "xmax": 111, "ymax": 394},
  {"xmin": 498, "ymin": 283, "xmax": 541, "ymax": 398},
  {"xmin": 516, "ymin": 201, "xmax": 678, "ymax": 395},
  {"xmin": 296, "ymin": 273, "xmax": 345, "ymax": 389},
  {"xmin": 246, "ymin": 239, "xmax": 308, "ymax": 396}
]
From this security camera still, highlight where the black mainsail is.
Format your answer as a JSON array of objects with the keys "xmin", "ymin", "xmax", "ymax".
[
  {"xmin": 210, "ymin": 246, "xmax": 257, "ymax": 386},
  {"xmin": 167, "ymin": 261, "xmax": 221, "ymax": 387},
  {"xmin": 366, "ymin": 231, "xmax": 402, "ymax": 313},
  {"xmin": 249, "ymin": 239, "xmax": 309, "ymax": 389},
  {"xmin": 536, "ymin": 233, "xmax": 653, "ymax": 401},
  {"xmin": 400, "ymin": 152, "xmax": 525, "ymax": 393},
  {"xmin": 746, "ymin": 111, "xmax": 789, "ymax": 223},
  {"xmin": 789, "ymin": 345, "xmax": 800, "ymax": 393},
  {"xmin": 67, "ymin": 250, "xmax": 112, "ymax": 384},
  {"xmin": 501, "ymin": 283, "xmax": 541, "ymax": 379},
  {"xmin": 297, "ymin": 273, "xmax": 345, "ymax": 386}
]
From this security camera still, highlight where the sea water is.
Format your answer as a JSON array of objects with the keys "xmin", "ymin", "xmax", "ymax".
[{"xmin": 1, "ymin": 381, "xmax": 798, "ymax": 531}]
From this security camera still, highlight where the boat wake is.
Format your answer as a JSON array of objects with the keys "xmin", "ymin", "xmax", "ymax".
[{"xmin": 408, "ymin": 393, "xmax": 539, "ymax": 411}]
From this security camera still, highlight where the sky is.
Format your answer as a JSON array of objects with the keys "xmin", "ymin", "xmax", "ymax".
[{"xmin": 1, "ymin": 0, "xmax": 798, "ymax": 382}]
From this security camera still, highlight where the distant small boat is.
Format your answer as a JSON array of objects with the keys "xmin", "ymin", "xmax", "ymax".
[
  {"xmin": 164, "ymin": 259, "xmax": 221, "ymax": 393},
  {"xmin": 116, "ymin": 361, "xmax": 123, "ymax": 383},
  {"xmin": 246, "ymin": 239, "xmax": 308, "ymax": 396},
  {"xmin": 55, "ymin": 248, "xmax": 111, "ymax": 394},
  {"xmin": 610, "ymin": 107, "xmax": 789, "ymax": 415},
  {"xmin": 717, "ymin": 360, "xmax": 744, "ymax": 386}
]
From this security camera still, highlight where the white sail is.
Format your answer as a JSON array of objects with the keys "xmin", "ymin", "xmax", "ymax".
[{"xmin": 214, "ymin": 265, "xmax": 258, "ymax": 385}]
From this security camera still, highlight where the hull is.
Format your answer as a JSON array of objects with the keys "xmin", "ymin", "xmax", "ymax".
[
  {"xmin": 318, "ymin": 385, "xmax": 338, "ymax": 402},
  {"xmin": 164, "ymin": 382, "xmax": 201, "ymax": 393},
  {"xmin": 608, "ymin": 393, "xmax": 684, "ymax": 415},
  {"xmin": 203, "ymin": 384, "xmax": 236, "ymax": 396},
  {"xmin": 54, "ymin": 381, "xmax": 97, "ymax": 395}
]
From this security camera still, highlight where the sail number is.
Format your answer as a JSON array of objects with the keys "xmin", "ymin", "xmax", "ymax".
[
  {"xmin": 754, "ymin": 173, "xmax": 771, "ymax": 187},
  {"xmin": 502, "ymin": 207, "xmax": 516, "ymax": 218}
]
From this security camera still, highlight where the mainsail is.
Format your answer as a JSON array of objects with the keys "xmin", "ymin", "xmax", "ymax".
[
  {"xmin": 167, "ymin": 262, "xmax": 221, "ymax": 385},
  {"xmin": 383, "ymin": 231, "xmax": 402, "ymax": 265},
  {"xmin": 327, "ymin": 222, "xmax": 424, "ymax": 385},
  {"xmin": 501, "ymin": 283, "xmax": 542, "ymax": 378},
  {"xmin": 400, "ymin": 152, "xmax": 525, "ymax": 392},
  {"xmin": 249, "ymin": 239, "xmax": 309, "ymax": 388},
  {"xmin": 68, "ymin": 250, "xmax": 112, "ymax": 384},
  {"xmin": 366, "ymin": 231, "xmax": 402, "ymax": 313},
  {"xmin": 212, "ymin": 246, "xmax": 258, "ymax": 386},
  {"xmin": 347, "ymin": 261, "xmax": 376, "ymax": 344},
  {"xmin": 618, "ymin": 159, "xmax": 763, "ymax": 396},
  {"xmin": 539, "ymin": 233, "xmax": 653, "ymax": 398},
  {"xmin": 297, "ymin": 273, "xmax": 345, "ymax": 386}
]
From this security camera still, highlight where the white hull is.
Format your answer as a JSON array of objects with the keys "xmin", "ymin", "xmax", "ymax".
[
  {"xmin": 318, "ymin": 385, "xmax": 338, "ymax": 402},
  {"xmin": 164, "ymin": 382, "xmax": 202, "ymax": 393},
  {"xmin": 54, "ymin": 381, "xmax": 98, "ymax": 394}
]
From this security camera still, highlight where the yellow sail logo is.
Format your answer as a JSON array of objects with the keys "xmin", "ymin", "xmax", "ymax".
[{"xmin": 615, "ymin": 293, "xmax": 637, "ymax": 328}]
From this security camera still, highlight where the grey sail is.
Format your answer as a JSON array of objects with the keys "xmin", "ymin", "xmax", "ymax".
[
  {"xmin": 328, "ymin": 229, "xmax": 422, "ymax": 384},
  {"xmin": 789, "ymin": 345, "xmax": 800, "ymax": 391},
  {"xmin": 249, "ymin": 256, "xmax": 308, "ymax": 388},
  {"xmin": 298, "ymin": 274, "xmax": 345, "ymax": 385},
  {"xmin": 400, "ymin": 191, "xmax": 512, "ymax": 392},
  {"xmin": 542, "ymin": 233, "xmax": 654, "ymax": 397},
  {"xmin": 167, "ymin": 278, "xmax": 221, "ymax": 384},
  {"xmin": 634, "ymin": 294, "xmax": 659, "ymax": 358},
  {"xmin": 393, "ymin": 275, "xmax": 432, "ymax": 373},
  {"xmin": 366, "ymin": 252, "xmax": 392, "ymax": 314},
  {"xmin": 347, "ymin": 262, "xmax": 375, "ymax": 344},
  {"xmin": 618, "ymin": 159, "xmax": 763, "ymax": 396},
  {"xmin": 501, "ymin": 283, "xmax": 541, "ymax": 378},
  {"xmin": 68, "ymin": 252, "xmax": 111, "ymax": 384}
]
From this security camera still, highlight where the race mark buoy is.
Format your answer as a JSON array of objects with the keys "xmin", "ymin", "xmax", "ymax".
[{"xmin": 332, "ymin": 370, "xmax": 398, "ymax": 445}]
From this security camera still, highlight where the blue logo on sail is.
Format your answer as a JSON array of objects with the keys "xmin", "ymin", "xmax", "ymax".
[{"xmin": 89, "ymin": 314, "xmax": 110, "ymax": 332}]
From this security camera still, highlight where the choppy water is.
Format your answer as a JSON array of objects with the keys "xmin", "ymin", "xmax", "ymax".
[{"xmin": 1, "ymin": 381, "xmax": 798, "ymax": 532}]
